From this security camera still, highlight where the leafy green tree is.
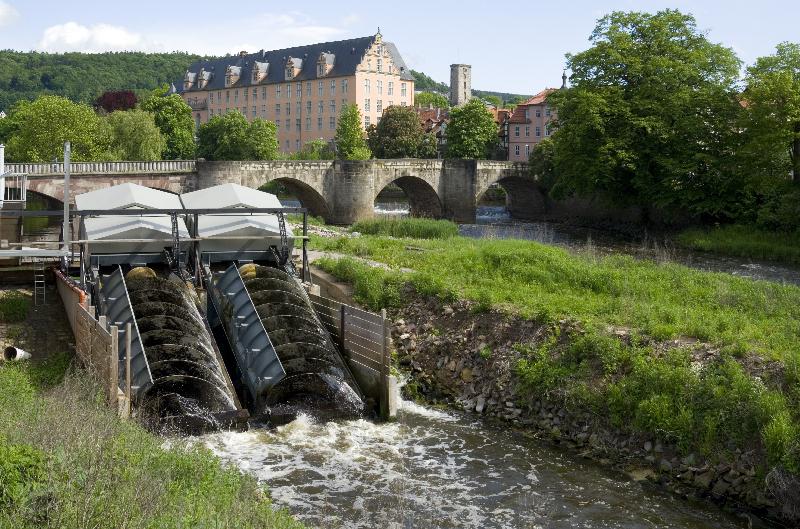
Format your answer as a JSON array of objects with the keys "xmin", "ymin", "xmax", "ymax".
[
  {"xmin": 414, "ymin": 91, "xmax": 449, "ymax": 109},
  {"xmin": 289, "ymin": 138, "xmax": 334, "ymax": 160},
  {"xmin": 197, "ymin": 111, "xmax": 278, "ymax": 161},
  {"xmin": 483, "ymin": 95, "xmax": 503, "ymax": 108},
  {"xmin": 529, "ymin": 138, "xmax": 556, "ymax": 189},
  {"xmin": 742, "ymin": 43, "xmax": 800, "ymax": 183},
  {"xmin": 367, "ymin": 105, "xmax": 425, "ymax": 158},
  {"xmin": 335, "ymin": 104, "xmax": 371, "ymax": 160},
  {"xmin": 5, "ymin": 95, "xmax": 110, "ymax": 162},
  {"xmin": 548, "ymin": 10, "xmax": 744, "ymax": 220},
  {"xmin": 418, "ymin": 133, "xmax": 439, "ymax": 159},
  {"xmin": 106, "ymin": 109, "xmax": 165, "ymax": 161},
  {"xmin": 139, "ymin": 86, "xmax": 195, "ymax": 159},
  {"xmin": 444, "ymin": 98, "xmax": 498, "ymax": 159}
]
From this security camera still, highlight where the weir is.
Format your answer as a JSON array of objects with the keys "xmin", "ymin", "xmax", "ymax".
[{"xmin": 9, "ymin": 180, "xmax": 394, "ymax": 433}]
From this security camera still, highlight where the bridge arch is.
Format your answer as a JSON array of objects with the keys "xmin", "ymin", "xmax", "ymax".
[
  {"xmin": 374, "ymin": 175, "xmax": 443, "ymax": 218},
  {"xmin": 268, "ymin": 177, "xmax": 331, "ymax": 220},
  {"xmin": 476, "ymin": 175, "xmax": 547, "ymax": 220}
]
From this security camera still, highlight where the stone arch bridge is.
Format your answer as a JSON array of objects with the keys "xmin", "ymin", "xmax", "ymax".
[{"xmin": 8, "ymin": 159, "xmax": 541, "ymax": 224}]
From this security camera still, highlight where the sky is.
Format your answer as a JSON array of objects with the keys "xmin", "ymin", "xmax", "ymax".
[{"xmin": 0, "ymin": 0, "xmax": 797, "ymax": 95}]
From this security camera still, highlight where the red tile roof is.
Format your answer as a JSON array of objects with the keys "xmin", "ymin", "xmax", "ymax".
[{"xmin": 508, "ymin": 88, "xmax": 558, "ymax": 124}]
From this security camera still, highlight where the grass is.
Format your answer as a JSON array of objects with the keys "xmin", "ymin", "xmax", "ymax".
[
  {"xmin": 676, "ymin": 225, "xmax": 800, "ymax": 266},
  {"xmin": 312, "ymin": 234, "xmax": 800, "ymax": 364},
  {"xmin": 350, "ymin": 218, "xmax": 459, "ymax": 239},
  {"xmin": 0, "ymin": 291, "xmax": 31, "ymax": 323},
  {"xmin": 0, "ymin": 354, "xmax": 305, "ymax": 529}
]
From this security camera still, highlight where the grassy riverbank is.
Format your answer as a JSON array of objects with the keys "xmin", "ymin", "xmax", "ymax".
[
  {"xmin": 676, "ymin": 225, "xmax": 800, "ymax": 266},
  {"xmin": 0, "ymin": 334, "xmax": 304, "ymax": 527},
  {"xmin": 311, "ymin": 219, "xmax": 800, "ymax": 482}
]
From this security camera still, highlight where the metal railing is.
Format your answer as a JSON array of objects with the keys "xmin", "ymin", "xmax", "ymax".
[
  {"xmin": 5, "ymin": 160, "xmax": 196, "ymax": 176},
  {"xmin": 2, "ymin": 173, "xmax": 26, "ymax": 202}
]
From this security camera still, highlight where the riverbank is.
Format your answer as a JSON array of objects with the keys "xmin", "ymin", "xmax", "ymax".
[
  {"xmin": 676, "ymin": 225, "xmax": 800, "ymax": 266},
  {"xmin": 0, "ymin": 288, "xmax": 305, "ymax": 529},
  {"xmin": 309, "ymin": 220, "xmax": 800, "ymax": 524}
]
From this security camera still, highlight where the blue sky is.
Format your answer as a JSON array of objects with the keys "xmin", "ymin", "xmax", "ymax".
[{"xmin": 0, "ymin": 0, "xmax": 797, "ymax": 95}]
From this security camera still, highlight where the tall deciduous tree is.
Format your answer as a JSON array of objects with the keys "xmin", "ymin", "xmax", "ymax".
[
  {"xmin": 95, "ymin": 90, "xmax": 138, "ymax": 113},
  {"xmin": 5, "ymin": 95, "xmax": 110, "ymax": 162},
  {"xmin": 742, "ymin": 43, "xmax": 800, "ymax": 183},
  {"xmin": 197, "ymin": 111, "xmax": 278, "ymax": 161},
  {"xmin": 444, "ymin": 98, "xmax": 498, "ymax": 159},
  {"xmin": 106, "ymin": 109, "xmax": 165, "ymax": 161},
  {"xmin": 367, "ymin": 105, "xmax": 425, "ymax": 158},
  {"xmin": 139, "ymin": 86, "xmax": 195, "ymax": 159},
  {"xmin": 335, "ymin": 104, "xmax": 371, "ymax": 160},
  {"xmin": 548, "ymin": 10, "xmax": 744, "ymax": 220},
  {"xmin": 414, "ymin": 91, "xmax": 449, "ymax": 109}
]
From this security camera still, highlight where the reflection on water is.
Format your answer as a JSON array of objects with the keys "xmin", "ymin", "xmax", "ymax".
[
  {"xmin": 21, "ymin": 194, "xmax": 62, "ymax": 245},
  {"xmin": 202, "ymin": 394, "xmax": 748, "ymax": 529}
]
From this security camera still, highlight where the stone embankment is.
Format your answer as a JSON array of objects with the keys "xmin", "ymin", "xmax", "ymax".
[{"xmin": 389, "ymin": 293, "xmax": 797, "ymax": 525}]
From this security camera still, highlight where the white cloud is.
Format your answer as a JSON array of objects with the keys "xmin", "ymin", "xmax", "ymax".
[
  {"xmin": 39, "ymin": 22, "xmax": 158, "ymax": 52},
  {"xmin": 0, "ymin": 1, "xmax": 19, "ymax": 28}
]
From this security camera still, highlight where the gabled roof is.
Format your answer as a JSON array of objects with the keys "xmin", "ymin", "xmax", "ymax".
[
  {"xmin": 508, "ymin": 88, "xmax": 558, "ymax": 124},
  {"xmin": 180, "ymin": 183, "xmax": 283, "ymax": 210},
  {"xmin": 178, "ymin": 35, "xmax": 414, "ymax": 93},
  {"xmin": 75, "ymin": 183, "xmax": 183, "ymax": 211}
]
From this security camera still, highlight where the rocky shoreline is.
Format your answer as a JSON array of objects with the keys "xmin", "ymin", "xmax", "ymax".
[{"xmin": 389, "ymin": 292, "xmax": 798, "ymax": 526}]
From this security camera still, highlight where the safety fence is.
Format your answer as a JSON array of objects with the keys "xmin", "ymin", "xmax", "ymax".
[{"xmin": 6, "ymin": 160, "xmax": 196, "ymax": 176}]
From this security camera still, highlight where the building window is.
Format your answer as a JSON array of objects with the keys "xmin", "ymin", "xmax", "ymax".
[
  {"xmin": 524, "ymin": 109, "xmax": 530, "ymax": 120},
  {"xmin": 329, "ymin": 116, "xmax": 335, "ymax": 129},
  {"xmin": 209, "ymin": 109, "xmax": 214, "ymax": 117},
  {"xmin": 242, "ymin": 106, "xmax": 247, "ymax": 115},
  {"xmin": 252, "ymin": 106, "xmax": 257, "ymax": 117},
  {"xmin": 388, "ymin": 100, "xmax": 393, "ymax": 107},
  {"xmin": 515, "ymin": 126, "xmax": 520, "ymax": 137},
  {"xmin": 364, "ymin": 79, "xmax": 370, "ymax": 94},
  {"xmin": 525, "ymin": 125, "xmax": 530, "ymax": 137},
  {"xmin": 545, "ymin": 125, "xmax": 551, "ymax": 136},
  {"xmin": 318, "ymin": 81, "xmax": 324, "ymax": 97},
  {"xmin": 244, "ymin": 89, "xmax": 248, "ymax": 101},
  {"xmin": 261, "ymin": 87, "xmax": 266, "ymax": 100},
  {"xmin": 226, "ymin": 91, "xmax": 230, "ymax": 102},
  {"xmin": 318, "ymin": 101, "xmax": 324, "ymax": 114},
  {"xmin": 296, "ymin": 139, "xmax": 300, "ymax": 150},
  {"xmin": 401, "ymin": 83, "xmax": 407, "ymax": 97},
  {"xmin": 261, "ymin": 104, "xmax": 266, "ymax": 115},
  {"xmin": 342, "ymin": 79, "xmax": 348, "ymax": 93},
  {"xmin": 545, "ymin": 107, "xmax": 551, "ymax": 117},
  {"xmin": 525, "ymin": 144, "xmax": 530, "ymax": 157},
  {"xmin": 377, "ymin": 80, "xmax": 382, "ymax": 94},
  {"xmin": 286, "ymin": 139, "xmax": 289, "ymax": 149},
  {"xmin": 305, "ymin": 116, "xmax": 311, "ymax": 131},
  {"xmin": 377, "ymin": 58, "xmax": 382, "ymax": 72},
  {"xmin": 535, "ymin": 126, "xmax": 541, "ymax": 137},
  {"xmin": 318, "ymin": 116, "xmax": 323, "ymax": 130},
  {"xmin": 286, "ymin": 104, "xmax": 290, "ymax": 116},
  {"xmin": 400, "ymin": 101, "xmax": 406, "ymax": 106},
  {"xmin": 388, "ymin": 81, "xmax": 393, "ymax": 95},
  {"xmin": 514, "ymin": 145, "xmax": 520, "ymax": 156},
  {"xmin": 287, "ymin": 83, "xmax": 291, "ymax": 100},
  {"xmin": 217, "ymin": 92, "xmax": 222, "ymax": 103},
  {"xmin": 276, "ymin": 85, "xmax": 281, "ymax": 98},
  {"xmin": 330, "ymin": 80, "xmax": 336, "ymax": 95},
  {"xmin": 306, "ymin": 82, "xmax": 312, "ymax": 97},
  {"xmin": 275, "ymin": 103, "xmax": 281, "ymax": 115},
  {"xmin": 276, "ymin": 119, "xmax": 281, "ymax": 129},
  {"xmin": 364, "ymin": 98, "xmax": 370, "ymax": 112},
  {"xmin": 295, "ymin": 84, "xmax": 300, "ymax": 98},
  {"xmin": 364, "ymin": 115, "xmax": 370, "ymax": 128},
  {"xmin": 296, "ymin": 101, "xmax": 301, "ymax": 115},
  {"xmin": 376, "ymin": 100, "xmax": 382, "ymax": 114},
  {"xmin": 318, "ymin": 64, "xmax": 325, "ymax": 77},
  {"xmin": 535, "ymin": 108, "xmax": 541, "ymax": 118},
  {"xmin": 296, "ymin": 118, "xmax": 301, "ymax": 132},
  {"xmin": 285, "ymin": 120, "xmax": 290, "ymax": 130},
  {"xmin": 234, "ymin": 90, "xmax": 239, "ymax": 102},
  {"xmin": 330, "ymin": 100, "xmax": 336, "ymax": 114},
  {"xmin": 342, "ymin": 98, "xmax": 347, "ymax": 109}
]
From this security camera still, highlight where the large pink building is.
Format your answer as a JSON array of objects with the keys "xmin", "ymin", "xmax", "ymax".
[
  {"xmin": 507, "ymin": 88, "xmax": 558, "ymax": 162},
  {"xmin": 177, "ymin": 32, "xmax": 414, "ymax": 154}
]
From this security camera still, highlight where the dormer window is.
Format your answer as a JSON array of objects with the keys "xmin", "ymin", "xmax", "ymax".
[
  {"xmin": 225, "ymin": 65, "xmax": 241, "ymax": 87},
  {"xmin": 316, "ymin": 52, "xmax": 335, "ymax": 78},
  {"xmin": 377, "ymin": 58, "xmax": 382, "ymax": 72},
  {"xmin": 198, "ymin": 68, "xmax": 212, "ymax": 89},
  {"xmin": 183, "ymin": 71, "xmax": 197, "ymax": 91},
  {"xmin": 317, "ymin": 64, "xmax": 325, "ymax": 77},
  {"xmin": 284, "ymin": 56, "xmax": 302, "ymax": 80},
  {"xmin": 252, "ymin": 61, "xmax": 269, "ymax": 84}
]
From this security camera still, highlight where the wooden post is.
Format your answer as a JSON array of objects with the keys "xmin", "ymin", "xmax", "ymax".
[
  {"xmin": 125, "ymin": 323, "xmax": 132, "ymax": 419},
  {"xmin": 109, "ymin": 325, "xmax": 118, "ymax": 405}
]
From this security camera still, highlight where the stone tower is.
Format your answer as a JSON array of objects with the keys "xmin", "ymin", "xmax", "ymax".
[{"xmin": 450, "ymin": 64, "xmax": 471, "ymax": 107}]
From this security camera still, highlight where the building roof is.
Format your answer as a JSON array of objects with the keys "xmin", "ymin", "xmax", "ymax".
[
  {"xmin": 178, "ymin": 35, "xmax": 414, "ymax": 93},
  {"xmin": 179, "ymin": 183, "xmax": 282, "ymax": 209},
  {"xmin": 508, "ymin": 88, "xmax": 558, "ymax": 124},
  {"xmin": 75, "ymin": 183, "xmax": 183, "ymax": 211}
]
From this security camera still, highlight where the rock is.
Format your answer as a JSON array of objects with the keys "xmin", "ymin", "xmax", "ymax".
[
  {"xmin": 443, "ymin": 306, "xmax": 454, "ymax": 315},
  {"xmin": 446, "ymin": 360, "xmax": 457, "ymax": 371},
  {"xmin": 398, "ymin": 355, "xmax": 412, "ymax": 366},
  {"xmin": 653, "ymin": 442, "xmax": 663, "ymax": 453},
  {"xmin": 679, "ymin": 470, "xmax": 694, "ymax": 482},
  {"xmin": 475, "ymin": 396, "xmax": 486, "ymax": 413},
  {"xmin": 460, "ymin": 367, "xmax": 473, "ymax": 382},
  {"xmin": 399, "ymin": 333, "xmax": 411, "ymax": 341},
  {"xmin": 694, "ymin": 471, "xmax": 715, "ymax": 490},
  {"xmin": 681, "ymin": 453, "xmax": 696, "ymax": 466},
  {"xmin": 659, "ymin": 459, "xmax": 673, "ymax": 472},
  {"xmin": 711, "ymin": 479, "xmax": 730, "ymax": 497},
  {"xmin": 629, "ymin": 468, "xmax": 656, "ymax": 481},
  {"xmin": 505, "ymin": 401, "xmax": 515, "ymax": 408},
  {"xmin": 644, "ymin": 441, "xmax": 653, "ymax": 452}
]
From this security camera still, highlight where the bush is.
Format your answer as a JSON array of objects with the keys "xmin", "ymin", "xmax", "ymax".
[
  {"xmin": 350, "ymin": 218, "xmax": 459, "ymax": 239},
  {"xmin": 0, "ymin": 291, "xmax": 30, "ymax": 323},
  {"xmin": 0, "ymin": 439, "xmax": 46, "ymax": 508}
]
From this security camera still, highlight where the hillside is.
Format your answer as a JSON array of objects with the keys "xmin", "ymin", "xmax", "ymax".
[
  {"xmin": 0, "ymin": 51, "xmax": 205, "ymax": 109},
  {"xmin": 0, "ymin": 51, "xmax": 528, "ymax": 110}
]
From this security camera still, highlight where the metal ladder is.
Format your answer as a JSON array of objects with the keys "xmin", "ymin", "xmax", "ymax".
[{"xmin": 33, "ymin": 259, "xmax": 46, "ymax": 306}]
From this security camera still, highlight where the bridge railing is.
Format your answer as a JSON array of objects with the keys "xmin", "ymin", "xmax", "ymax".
[{"xmin": 6, "ymin": 160, "xmax": 197, "ymax": 176}]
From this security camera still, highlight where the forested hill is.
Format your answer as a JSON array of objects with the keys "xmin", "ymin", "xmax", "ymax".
[
  {"xmin": 0, "ymin": 51, "xmax": 205, "ymax": 109},
  {"xmin": 0, "ymin": 51, "xmax": 527, "ymax": 110}
]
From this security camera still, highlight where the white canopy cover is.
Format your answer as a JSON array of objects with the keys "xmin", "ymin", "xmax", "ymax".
[{"xmin": 75, "ymin": 182, "xmax": 182, "ymax": 211}]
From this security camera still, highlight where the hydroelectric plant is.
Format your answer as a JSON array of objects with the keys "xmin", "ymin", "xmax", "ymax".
[{"xmin": 5, "ymin": 179, "xmax": 394, "ymax": 433}]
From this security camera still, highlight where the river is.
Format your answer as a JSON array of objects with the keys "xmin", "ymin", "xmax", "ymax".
[{"xmin": 202, "ymin": 387, "xmax": 750, "ymax": 529}]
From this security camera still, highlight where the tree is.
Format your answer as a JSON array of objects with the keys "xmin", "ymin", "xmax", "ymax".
[
  {"xmin": 418, "ymin": 133, "xmax": 439, "ymax": 159},
  {"xmin": 414, "ymin": 91, "xmax": 449, "ymax": 109},
  {"xmin": 483, "ymin": 95, "xmax": 503, "ymax": 108},
  {"xmin": 139, "ymin": 86, "xmax": 195, "ymax": 159},
  {"xmin": 197, "ymin": 111, "xmax": 278, "ymax": 161},
  {"xmin": 289, "ymin": 138, "xmax": 334, "ymax": 160},
  {"xmin": 106, "ymin": 109, "xmax": 165, "ymax": 161},
  {"xmin": 95, "ymin": 90, "xmax": 138, "ymax": 113},
  {"xmin": 742, "ymin": 43, "xmax": 800, "ymax": 183},
  {"xmin": 367, "ymin": 105, "xmax": 424, "ymax": 158},
  {"xmin": 335, "ymin": 104, "xmax": 371, "ymax": 160},
  {"xmin": 529, "ymin": 138, "xmax": 556, "ymax": 189},
  {"xmin": 444, "ymin": 98, "xmax": 498, "ymax": 159},
  {"xmin": 548, "ymin": 10, "xmax": 744, "ymax": 220},
  {"xmin": 5, "ymin": 95, "xmax": 110, "ymax": 162}
]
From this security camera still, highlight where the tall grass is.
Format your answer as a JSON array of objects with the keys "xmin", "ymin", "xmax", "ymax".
[
  {"xmin": 0, "ymin": 291, "xmax": 31, "ymax": 323},
  {"xmin": 0, "ymin": 355, "xmax": 305, "ymax": 529},
  {"xmin": 312, "ymin": 235, "xmax": 800, "ymax": 363},
  {"xmin": 677, "ymin": 225, "xmax": 800, "ymax": 265},
  {"xmin": 350, "ymin": 218, "xmax": 459, "ymax": 239}
]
